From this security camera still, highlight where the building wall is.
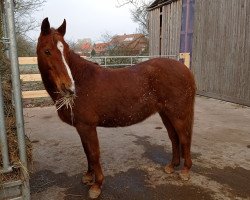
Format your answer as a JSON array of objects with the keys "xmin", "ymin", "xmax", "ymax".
[
  {"xmin": 148, "ymin": 8, "xmax": 161, "ymax": 55},
  {"xmin": 192, "ymin": 0, "xmax": 250, "ymax": 106},
  {"xmin": 180, "ymin": 0, "xmax": 195, "ymax": 53},
  {"xmin": 148, "ymin": 0, "xmax": 182, "ymax": 56}
]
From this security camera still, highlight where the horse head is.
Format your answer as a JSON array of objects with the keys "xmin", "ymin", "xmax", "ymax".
[{"xmin": 37, "ymin": 18, "xmax": 75, "ymax": 95}]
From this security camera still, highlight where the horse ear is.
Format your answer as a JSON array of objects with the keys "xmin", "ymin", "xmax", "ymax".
[
  {"xmin": 41, "ymin": 17, "xmax": 51, "ymax": 35},
  {"xmin": 57, "ymin": 19, "xmax": 66, "ymax": 36}
]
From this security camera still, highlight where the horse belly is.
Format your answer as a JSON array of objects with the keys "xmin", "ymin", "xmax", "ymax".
[{"xmin": 98, "ymin": 102, "xmax": 158, "ymax": 127}]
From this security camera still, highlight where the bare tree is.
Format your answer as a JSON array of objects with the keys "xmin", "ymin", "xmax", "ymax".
[
  {"xmin": 14, "ymin": 0, "xmax": 46, "ymax": 36},
  {"xmin": 116, "ymin": 0, "xmax": 152, "ymax": 35},
  {"xmin": 67, "ymin": 39, "xmax": 78, "ymax": 52},
  {"xmin": 1, "ymin": 0, "xmax": 46, "ymax": 55},
  {"xmin": 16, "ymin": 34, "xmax": 36, "ymax": 56},
  {"xmin": 99, "ymin": 31, "xmax": 113, "ymax": 43}
]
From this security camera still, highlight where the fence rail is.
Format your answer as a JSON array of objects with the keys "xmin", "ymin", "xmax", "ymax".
[
  {"xmin": 19, "ymin": 53, "xmax": 190, "ymax": 99},
  {"xmin": 88, "ymin": 55, "xmax": 178, "ymax": 67}
]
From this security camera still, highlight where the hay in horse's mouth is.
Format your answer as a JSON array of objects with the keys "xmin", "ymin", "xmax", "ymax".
[
  {"xmin": 55, "ymin": 93, "xmax": 76, "ymax": 124},
  {"xmin": 55, "ymin": 93, "xmax": 76, "ymax": 111}
]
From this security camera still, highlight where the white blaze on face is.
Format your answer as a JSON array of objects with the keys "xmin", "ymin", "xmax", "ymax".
[{"xmin": 57, "ymin": 41, "xmax": 75, "ymax": 93}]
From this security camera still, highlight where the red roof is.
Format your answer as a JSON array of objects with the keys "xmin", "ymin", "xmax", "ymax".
[
  {"xmin": 81, "ymin": 43, "xmax": 92, "ymax": 50},
  {"xmin": 94, "ymin": 43, "xmax": 109, "ymax": 53}
]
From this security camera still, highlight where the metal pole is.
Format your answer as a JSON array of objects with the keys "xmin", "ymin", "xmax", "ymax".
[
  {"xmin": 0, "ymin": 76, "xmax": 12, "ymax": 172},
  {"xmin": 4, "ymin": 0, "xmax": 30, "ymax": 199},
  {"xmin": 0, "ymin": 0, "xmax": 10, "ymax": 58}
]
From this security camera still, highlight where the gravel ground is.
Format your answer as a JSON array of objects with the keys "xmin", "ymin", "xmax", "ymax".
[{"xmin": 24, "ymin": 96, "xmax": 250, "ymax": 200}]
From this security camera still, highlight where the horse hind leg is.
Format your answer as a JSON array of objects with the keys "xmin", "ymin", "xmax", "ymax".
[
  {"xmin": 171, "ymin": 115, "xmax": 193, "ymax": 181},
  {"xmin": 159, "ymin": 112, "xmax": 181, "ymax": 174}
]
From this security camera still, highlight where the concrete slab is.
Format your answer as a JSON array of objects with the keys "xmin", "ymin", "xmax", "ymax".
[{"xmin": 24, "ymin": 96, "xmax": 250, "ymax": 200}]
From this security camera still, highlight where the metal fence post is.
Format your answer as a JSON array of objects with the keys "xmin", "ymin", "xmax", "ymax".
[
  {"xmin": 4, "ymin": 0, "xmax": 30, "ymax": 199},
  {"xmin": 0, "ymin": 0, "xmax": 10, "ymax": 58}
]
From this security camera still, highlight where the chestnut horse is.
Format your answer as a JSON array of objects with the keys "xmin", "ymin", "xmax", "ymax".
[{"xmin": 37, "ymin": 18, "xmax": 196, "ymax": 198}]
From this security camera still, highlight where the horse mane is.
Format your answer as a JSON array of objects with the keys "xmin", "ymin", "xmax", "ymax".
[{"xmin": 69, "ymin": 50, "xmax": 99, "ymax": 66}]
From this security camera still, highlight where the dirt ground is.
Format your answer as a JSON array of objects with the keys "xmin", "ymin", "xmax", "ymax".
[{"xmin": 23, "ymin": 96, "xmax": 250, "ymax": 200}]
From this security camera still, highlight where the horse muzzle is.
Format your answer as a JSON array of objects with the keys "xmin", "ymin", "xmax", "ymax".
[{"xmin": 60, "ymin": 83, "xmax": 76, "ymax": 95}]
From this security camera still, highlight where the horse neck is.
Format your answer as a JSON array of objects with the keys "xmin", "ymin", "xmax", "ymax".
[{"xmin": 68, "ymin": 51, "xmax": 98, "ymax": 83}]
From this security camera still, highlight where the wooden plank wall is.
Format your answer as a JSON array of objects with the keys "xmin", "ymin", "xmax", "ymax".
[
  {"xmin": 161, "ymin": 0, "xmax": 182, "ymax": 56},
  {"xmin": 148, "ymin": 0, "xmax": 182, "ymax": 56},
  {"xmin": 149, "ymin": 8, "xmax": 161, "ymax": 56},
  {"xmin": 192, "ymin": 0, "xmax": 250, "ymax": 106}
]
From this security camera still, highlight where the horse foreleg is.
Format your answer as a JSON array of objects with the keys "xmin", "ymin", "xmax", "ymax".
[
  {"xmin": 78, "ymin": 132, "xmax": 95, "ymax": 185},
  {"xmin": 76, "ymin": 124, "xmax": 104, "ymax": 199}
]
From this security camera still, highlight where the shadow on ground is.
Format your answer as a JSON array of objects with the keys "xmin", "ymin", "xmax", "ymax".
[
  {"xmin": 31, "ymin": 168, "xmax": 214, "ymax": 200},
  {"xmin": 30, "ymin": 133, "xmax": 250, "ymax": 200}
]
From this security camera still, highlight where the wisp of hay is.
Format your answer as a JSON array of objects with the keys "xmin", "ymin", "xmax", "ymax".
[
  {"xmin": 0, "ymin": 58, "xmax": 32, "ymax": 185},
  {"xmin": 55, "ymin": 93, "xmax": 76, "ymax": 124}
]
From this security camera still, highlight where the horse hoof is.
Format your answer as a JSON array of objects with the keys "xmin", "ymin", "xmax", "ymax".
[
  {"xmin": 164, "ymin": 164, "xmax": 174, "ymax": 174},
  {"xmin": 82, "ymin": 174, "xmax": 94, "ymax": 185},
  {"xmin": 179, "ymin": 170, "xmax": 190, "ymax": 181},
  {"xmin": 89, "ymin": 184, "xmax": 101, "ymax": 199}
]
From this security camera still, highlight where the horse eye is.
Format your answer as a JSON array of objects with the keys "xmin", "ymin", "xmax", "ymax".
[{"xmin": 45, "ymin": 50, "xmax": 51, "ymax": 56}]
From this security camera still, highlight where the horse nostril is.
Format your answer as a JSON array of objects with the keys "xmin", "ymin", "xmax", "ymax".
[
  {"xmin": 61, "ymin": 83, "xmax": 74, "ymax": 95},
  {"xmin": 66, "ymin": 88, "xmax": 74, "ymax": 95}
]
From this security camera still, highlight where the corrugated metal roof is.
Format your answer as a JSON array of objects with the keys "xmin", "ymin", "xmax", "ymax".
[{"xmin": 147, "ymin": 0, "xmax": 179, "ymax": 11}]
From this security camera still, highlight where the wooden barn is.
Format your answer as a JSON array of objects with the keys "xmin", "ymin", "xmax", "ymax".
[
  {"xmin": 148, "ymin": 0, "xmax": 250, "ymax": 106},
  {"xmin": 148, "ymin": 0, "xmax": 195, "ymax": 56}
]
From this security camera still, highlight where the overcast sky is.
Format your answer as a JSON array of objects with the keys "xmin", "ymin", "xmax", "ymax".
[{"xmin": 28, "ymin": 0, "xmax": 149, "ymax": 43}]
